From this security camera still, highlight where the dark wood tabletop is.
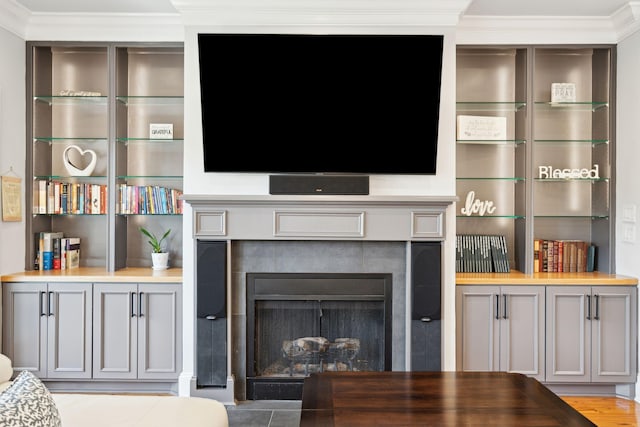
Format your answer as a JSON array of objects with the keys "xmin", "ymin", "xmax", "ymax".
[{"xmin": 300, "ymin": 371, "xmax": 596, "ymax": 427}]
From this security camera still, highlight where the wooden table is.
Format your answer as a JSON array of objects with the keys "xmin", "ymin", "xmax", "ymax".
[{"xmin": 300, "ymin": 371, "xmax": 596, "ymax": 426}]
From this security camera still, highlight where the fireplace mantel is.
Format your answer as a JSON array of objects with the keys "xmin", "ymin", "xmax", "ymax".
[{"xmin": 183, "ymin": 194, "xmax": 456, "ymax": 241}]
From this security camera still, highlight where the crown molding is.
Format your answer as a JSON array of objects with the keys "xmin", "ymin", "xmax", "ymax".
[
  {"xmin": 0, "ymin": 0, "xmax": 30, "ymax": 38},
  {"xmin": 612, "ymin": 1, "xmax": 640, "ymax": 41},
  {"xmin": 170, "ymin": 0, "xmax": 472, "ymax": 27},
  {"xmin": 457, "ymin": 2, "xmax": 640, "ymax": 45},
  {"xmin": 457, "ymin": 16, "xmax": 618, "ymax": 45},
  {"xmin": 24, "ymin": 12, "xmax": 183, "ymax": 41}
]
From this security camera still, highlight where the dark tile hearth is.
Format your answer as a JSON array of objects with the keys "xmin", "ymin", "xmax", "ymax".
[{"xmin": 226, "ymin": 400, "xmax": 301, "ymax": 427}]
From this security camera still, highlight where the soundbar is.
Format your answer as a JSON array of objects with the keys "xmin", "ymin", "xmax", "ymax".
[{"xmin": 269, "ymin": 174, "xmax": 370, "ymax": 195}]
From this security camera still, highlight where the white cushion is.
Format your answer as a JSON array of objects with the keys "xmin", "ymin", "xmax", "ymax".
[{"xmin": 0, "ymin": 370, "xmax": 62, "ymax": 427}]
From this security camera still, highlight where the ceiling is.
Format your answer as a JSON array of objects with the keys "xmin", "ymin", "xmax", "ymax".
[{"xmin": 10, "ymin": 0, "xmax": 633, "ymax": 17}]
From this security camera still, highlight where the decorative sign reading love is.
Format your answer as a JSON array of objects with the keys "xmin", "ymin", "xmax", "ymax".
[
  {"xmin": 63, "ymin": 145, "xmax": 97, "ymax": 176},
  {"xmin": 460, "ymin": 190, "xmax": 497, "ymax": 216}
]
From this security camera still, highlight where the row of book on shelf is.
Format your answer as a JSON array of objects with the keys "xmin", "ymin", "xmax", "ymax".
[
  {"xmin": 456, "ymin": 234, "xmax": 510, "ymax": 273},
  {"xmin": 117, "ymin": 184, "xmax": 183, "ymax": 215},
  {"xmin": 534, "ymin": 239, "xmax": 595, "ymax": 273},
  {"xmin": 33, "ymin": 180, "xmax": 107, "ymax": 215},
  {"xmin": 32, "ymin": 180, "xmax": 184, "ymax": 216},
  {"xmin": 35, "ymin": 232, "xmax": 80, "ymax": 271}
]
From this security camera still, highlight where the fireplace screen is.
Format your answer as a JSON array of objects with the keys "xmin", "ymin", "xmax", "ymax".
[{"xmin": 246, "ymin": 273, "xmax": 392, "ymax": 398}]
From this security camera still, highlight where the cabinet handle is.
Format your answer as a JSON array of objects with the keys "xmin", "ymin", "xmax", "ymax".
[
  {"xmin": 205, "ymin": 315, "xmax": 217, "ymax": 320},
  {"xmin": 420, "ymin": 317, "xmax": 432, "ymax": 322},
  {"xmin": 594, "ymin": 294, "xmax": 600, "ymax": 320},
  {"xmin": 503, "ymin": 294, "xmax": 508, "ymax": 319},
  {"xmin": 495, "ymin": 294, "xmax": 500, "ymax": 320},
  {"xmin": 131, "ymin": 292, "xmax": 137, "ymax": 317},
  {"xmin": 40, "ymin": 291, "xmax": 46, "ymax": 316},
  {"xmin": 48, "ymin": 291, "xmax": 54, "ymax": 316},
  {"xmin": 138, "ymin": 292, "xmax": 144, "ymax": 317},
  {"xmin": 586, "ymin": 294, "xmax": 591, "ymax": 320}
]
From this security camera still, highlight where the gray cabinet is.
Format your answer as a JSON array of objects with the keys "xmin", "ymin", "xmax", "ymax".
[
  {"xmin": 456, "ymin": 285, "xmax": 545, "ymax": 381},
  {"xmin": 2, "ymin": 282, "xmax": 92, "ymax": 379},
  {"xmin": 92, "ymin": 283, "xmax": 182, "ymax": 380},
  {"xmin": 546, "ymin": 285, "xmax": 637, "ymax": 383}
]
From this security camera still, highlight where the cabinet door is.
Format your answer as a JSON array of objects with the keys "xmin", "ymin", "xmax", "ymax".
[
  {"xmin": 499, "ymin": 286, "xmax": 545, "ymax": 381},
  {"xmin": 456, "ymin": 286, "xmax": 500, "ymax": 372},
  {"xmin": 2, "ymin": 283, "xmax": 47, "ymax": 377},
  {"xmin": 591, "ymin": 286, "xmax": 637, "ymax": 382},
  {"xmin": 546, "ymin": 286, "xmax": 591, "ymax": 382},
  {"xmin": 46, "ymin": 283, "xmax": 92, "ymax": 379},
  {"xmin": 137, "ymin": 283, "xmax": 182, "ymax": 380},
  {"xmin": 92, "ymin": 283, "xmax": 137, "ymax": 379}
]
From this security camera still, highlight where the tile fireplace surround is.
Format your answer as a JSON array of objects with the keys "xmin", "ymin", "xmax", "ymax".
[{"xmin": 183, "ymin": 195, "xmax": 456, "ymax": 402}]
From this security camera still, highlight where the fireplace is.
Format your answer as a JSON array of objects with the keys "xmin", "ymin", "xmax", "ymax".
[
  {"xmin": 183, "ymin": 195, "xmax": 454, "ymax": 404},
  {"xmin": 246, "ymin": 272, "xmax": 392, "ymax": 400}
]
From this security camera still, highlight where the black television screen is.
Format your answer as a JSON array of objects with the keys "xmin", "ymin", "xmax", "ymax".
[{"xmin": 198, "ymin": 33, "xmax": 443, "ymax": 174}]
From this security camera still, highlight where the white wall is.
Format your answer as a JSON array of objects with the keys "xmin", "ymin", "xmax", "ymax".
[
  {"xmin": 0, "ymin": 27, "xmax": 25, "ymax": 276},
  {"xmin": 615, "ymin": 28, "xmax": 640, "ymax": 400}
]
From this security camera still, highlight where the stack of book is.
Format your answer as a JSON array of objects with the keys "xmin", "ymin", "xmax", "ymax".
[
  {"xmin": 33, "ymin": 180, "xmax": 107, "ymax": 215},
  {"xmin": 534, "ymin": 239, "xmax": 595, "ymax": 273},
  {"xmin": 456, "ymin": 234, "xmax": 510, "ymax": 273},
  {"xmin": 35, "ymin": 232, "xmax": 80, "ymax": 271}
]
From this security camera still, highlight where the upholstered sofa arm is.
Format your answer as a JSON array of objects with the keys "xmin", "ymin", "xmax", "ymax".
[
  {"xmin": 0, "ymin": 354, "xmax": 13, "ymax": 392},
  {"xmin": 52, "ymin": 393, "xmax": 229, "ymax": 427}
]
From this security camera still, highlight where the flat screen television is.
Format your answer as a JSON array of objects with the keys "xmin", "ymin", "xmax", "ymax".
[{"xmin": 198, "ymin": 33, "xmax": 443, "ymax": 175}]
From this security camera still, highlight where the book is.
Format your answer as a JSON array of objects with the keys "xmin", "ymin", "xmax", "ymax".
[
  {"xmin": 42, "ymin": 231, "xmax": 63, "ymax": 270},
  {"xmin": 60, "ymin": 237, "xmax": 67, "ymax": 270},
  {"xmin": 66, "ymin": 237, "xmax": 81, "ymax": 269},
  {"xmin": 38, "ymin": 180, "xmax": 47, "ymax": 214},
  {"xmin": 52, "ymin": 236, "xmax": 62, "ymax": 269}
]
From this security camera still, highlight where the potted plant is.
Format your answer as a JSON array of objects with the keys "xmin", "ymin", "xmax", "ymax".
[{"xmin": 139, "ymin": 227, "xmax": 171, "ymax": 270}]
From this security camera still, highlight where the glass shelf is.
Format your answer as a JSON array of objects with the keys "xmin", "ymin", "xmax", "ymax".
[
  {"xmin": 116, "ymin": 213, "xmax": 182, "ymax": 216},
  {"xmin": 534, "ymin": 101, "xmax": 608, "ymax": 111},
  {"xmin": 457, "ymin": 215, "xmax": 526, "ymax": 219},
  {"xmin": 116, "ymin": 96, "xmax": 184, "ymax": 106},
  {"xmin": 117, "ymin": 175, "xmax": 183, "ymax": 180},
  {"xmin": 116, "ymin": 138, "xmax": 184, "ymax": 144},
  {"xmin": 457, "ymin": 177, "xmax": 525, "ymax": 181},
  {"xmin": 34, "ymin": 137, "xmax": 107, "ymax": 144},
  {"xmin": 457, "ymin": 139, "xmax": 526, "ymax": 145},
  {"xmin": 456, "ymin": 101, "xmax": 526, "ymax": 112},
  {"xmin": 33, "ymin": 213, "xmax": 106, "ymax": 216},
  {"xmin": 534, "ymin": 215, "xmax": 609, "ymax": 219},
  {"xmin": 534, "ymin": 178, "xmax": 609, "ymax": 182},
  {"xmin": 534, "ymin": 139, "xmax": 608, "ymax": 145},
  {"xmin": 34, "ymin": 95, "xmax": 108, "ymax": 106},
  {"xmin": 34, "ymin": 175, "xmax": 107, "ymax": 180}
]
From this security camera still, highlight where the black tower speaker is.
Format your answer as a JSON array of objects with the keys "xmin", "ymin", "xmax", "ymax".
[
  {"xmin": 411, "ymin": 241, "xmax": 442, "ymax": 321},
  {"xmin": 197, "ymin": 240, "xmax": 227, "ymax": 319},
  {"xmin": 196, "ymin": 240, "xmax": 227, "ymax": 387},
  {"xmin": 269, "ymin": 174, "xmax": 370, "ymax": 195}
]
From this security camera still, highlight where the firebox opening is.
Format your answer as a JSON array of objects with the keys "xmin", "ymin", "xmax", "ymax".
[{"xmin": 246, "ymin": 272, "xmax": 392, "ymax": 400}]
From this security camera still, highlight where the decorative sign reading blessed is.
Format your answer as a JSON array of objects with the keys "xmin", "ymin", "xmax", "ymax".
[
  {"xmin": 538, "ymin": 164, "xmax": 599, "ymax": 179},
  {"xmin": 460, "ymin": 191, "xmax": 497, "ymax": 216}
]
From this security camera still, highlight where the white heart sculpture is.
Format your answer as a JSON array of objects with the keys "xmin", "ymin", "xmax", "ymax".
[{"xmin": 63, "ymin": 145, "xmax": 97, "ymax": 177}]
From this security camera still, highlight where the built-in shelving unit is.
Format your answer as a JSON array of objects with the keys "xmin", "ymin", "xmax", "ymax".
[
  {"xmin": 26, "ymin": 42, "xmax": 184, "ymax": 272},
  {"xmin": 456, "ymin": 45, "xmax": 614, "ymax": 274}
]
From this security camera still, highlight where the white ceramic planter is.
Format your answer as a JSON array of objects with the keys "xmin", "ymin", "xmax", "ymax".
[{"xmin": 151, "ymin": 252, "xmax": 169, "ymax": 270}]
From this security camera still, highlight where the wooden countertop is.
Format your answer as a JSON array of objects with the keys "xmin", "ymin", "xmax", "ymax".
[
  {"xmin": 457, "ymin": 271, "xmax": 638, "ymax": 285},
  {"xmin": 1, "ymin": 267, "xmax": 182, "ymax": 283}
]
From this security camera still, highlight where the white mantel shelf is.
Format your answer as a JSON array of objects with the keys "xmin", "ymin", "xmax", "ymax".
[{"xmin": 183, "ymin": 194, "xmax": 457, "ymax": 242}]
